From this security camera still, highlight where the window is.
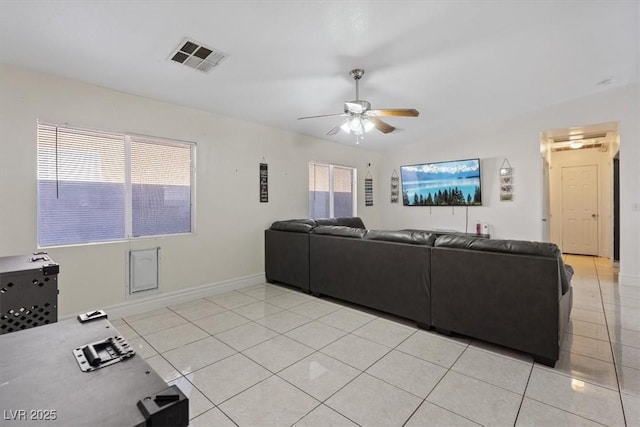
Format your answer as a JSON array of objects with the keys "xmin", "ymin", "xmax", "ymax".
[
  {"xmin": 37, "ymin": 123, "xmax": 194, "ymax": 246},
  {"xmin": 309, "ymin": 162, "xmax": 356, "ymax": 219}
]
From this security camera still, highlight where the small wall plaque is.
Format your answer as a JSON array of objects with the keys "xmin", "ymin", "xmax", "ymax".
[
  {"xmin": 365, "ymin": 172, "xmax": 373, "ymax": 206},
  {"xmin": 259, "ymin": 163, "xmax": 268, "ymax": 203}
]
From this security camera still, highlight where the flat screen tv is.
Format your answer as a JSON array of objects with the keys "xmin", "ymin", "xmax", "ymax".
[{"xmin": 401, "ymin": 158, "xmax": 482, "ymax": 206}]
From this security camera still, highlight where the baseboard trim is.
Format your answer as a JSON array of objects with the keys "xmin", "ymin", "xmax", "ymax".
[
  {"xmin": 618, "ymin": 273, "xmax": 640, "ymax": 288},
  {"xmin": 61, "ymin": 272, "xmax": 266, "ymax": 321}
]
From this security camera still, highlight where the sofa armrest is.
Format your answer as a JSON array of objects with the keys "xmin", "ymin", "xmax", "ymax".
[{"xmin": 264, "ymin": 229, "xmax": 310, "ymax": 292}]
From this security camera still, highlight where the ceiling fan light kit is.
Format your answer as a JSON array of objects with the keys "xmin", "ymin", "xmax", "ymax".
[{"xmin": 298, "ymin": 69, "xmax": 419, "ymax": 144}]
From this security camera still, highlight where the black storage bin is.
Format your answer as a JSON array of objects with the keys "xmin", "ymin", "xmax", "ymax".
[{"xmin": 0, "ymin": 252, "xmax": 59, "ymax": 334}]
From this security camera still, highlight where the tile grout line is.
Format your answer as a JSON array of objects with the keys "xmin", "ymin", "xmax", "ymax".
[
  {"xmin": 190, "ymin": 407, "xmax": 239, "ymax": 426},
  {"xmin": 266, "ymin": 340, "xmax": 366, "ymax": 426},
  {"xmin": 283, "ymin": 321, "xmax": 418, "ymax": 424},
  {"xmin": 174, "ymin": 293, "xmax": 525, "ymax": 425},
  {"xmin": 140, "ymin": 300, "xmax": 268, "ymax": 422},
  {"xmin": 512, "ymin": 360, "xmax": 535, "ymax": 426},
  {"xmin": 178, "ymin": 292, "xmax": 381, "ymax": 425},
  {"xmin": 523, "ymin": 395, "xmax": 612, "ymax": 427},
  {"xmin": 267, "ymin": 307, "xmax": 391, "ymax": 426},
  {"xmin": 119, "ymin": 287, "xmax": 318, "ymax": 425},
  {"xmin": 558, "ymin": 257, "xmax": 629, "ymax": 425},
  {"xmin": 401, "ymin": 335, "xmax": 479, "ymax": 427},
  {"xmin": 594, "ymin": 257, "xmax": 628, "ymax": 427},
  {"xmin": 309, "ymin": 325, "xmax": 413, "ymax": 425},
  {"xmin": 204, "ymin": 286, "xmax": 330, "ymax": 425}
]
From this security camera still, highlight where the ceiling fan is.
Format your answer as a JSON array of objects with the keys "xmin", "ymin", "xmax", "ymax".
[{"xmin": 298, "ymin": 69, "xmax": 419, "ymax": 144}]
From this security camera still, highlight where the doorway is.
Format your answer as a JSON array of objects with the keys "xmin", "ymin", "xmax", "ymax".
[
  {"xmin": 541, "ymin": 122, "xmax": 618, "ymax": 258},
  {"xmin": 561, "ymin": 165, "xmax": 598, "ymax": 255}
]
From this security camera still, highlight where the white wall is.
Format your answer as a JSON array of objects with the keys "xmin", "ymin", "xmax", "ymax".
[
  {"xmin": 549, "ymin": 147, "xmax": 613, "ymax": 257},
  {"xmin": 1, "ymin": 65, "xmax": 638, "ymax": 319},
  {"xmin": 0, "ymin": 65, "xmax": 382, "ymax": 316},
  {"xmin": 377, "ymin": 84, "xmax": 640, "ymax": 286}
]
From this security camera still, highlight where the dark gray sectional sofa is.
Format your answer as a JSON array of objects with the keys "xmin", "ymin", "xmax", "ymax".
[
  {"xmin": 264, "ymin": 217, "xmax": 573, "ymax": 366},
  {"xmin": 310, "ymin": 226, "xmax": 435, "ymax": 328}
]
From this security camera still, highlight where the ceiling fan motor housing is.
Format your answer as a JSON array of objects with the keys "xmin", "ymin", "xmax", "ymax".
[
  {"xmin": 344, "ymin": 100, "xmax": 371, "ymax": 114},
  {"xmin": 349, "ymin": 69, "xmax": 365, "ymax": 80}
]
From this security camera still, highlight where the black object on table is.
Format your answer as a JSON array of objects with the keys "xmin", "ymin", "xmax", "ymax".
[
  {"xmin": 0, "ymin": 317, "xmax": 188, "ymax": 426},
  {"xmin": 0, "ymin": 252, "xmax": 59, "ymax": 334}
]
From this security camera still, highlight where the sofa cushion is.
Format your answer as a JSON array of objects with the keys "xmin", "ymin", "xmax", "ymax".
[
  {"xmin": 315, "ymin": 217, "xmax": 366, "ymax": 229},
  {"xmin": 365, "ymin": 230, "xmax": 436, "ymax": 246},
  {"xmin": 270, "ymin": 219, "xmax": 317, "ymax": 233},
  {"xmin": 312, "ymin": 225, "xmax": 367, "ymax": 239},
  {"xmin": 435, "ymin": 234, "xmax": 572, "ymax": 294},
  {"xmin": 435, "ymin": 234, "xmax": 561, "ymax": 257}
]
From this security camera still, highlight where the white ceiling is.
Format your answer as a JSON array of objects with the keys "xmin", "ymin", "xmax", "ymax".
[{"xmin": 1, "ymin": 1, "xmax": 637, "ymax": 151}]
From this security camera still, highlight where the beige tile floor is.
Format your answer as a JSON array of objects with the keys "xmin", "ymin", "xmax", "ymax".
[{"xmin": 111, "ymin": 255, "xmax": 639, "ymax": 426}]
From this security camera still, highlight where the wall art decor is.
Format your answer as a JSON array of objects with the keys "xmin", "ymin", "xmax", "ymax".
[
  {"xmin": 499, "ymin": 159, "xmax": 513, "ymax": 201},
  {"xmin": 390, "ymin": 169, "xmax": 399, "ymax": 203}
]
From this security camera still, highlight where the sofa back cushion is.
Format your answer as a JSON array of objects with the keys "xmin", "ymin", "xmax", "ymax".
[
  {"xmin": 315, "ymin": 217, "xmax": 366, "ymax": 229},
  {"xmin": 312, "ymin": 225, "xmax": 367, "ymax": 239},
  {"xmin": 434, "ymin": 234, "xmax": 572, "ymax": 294},
  {"xmin": 270, "ymin": 219, "xmax": 317, "ymax": 233},
  {"xmin": 435, "ymin": 234, "xmax": 560, "ymax": 257},
  {"xmin": 365, "ymin": 230, "xmax": 436, "ymax": 246}
]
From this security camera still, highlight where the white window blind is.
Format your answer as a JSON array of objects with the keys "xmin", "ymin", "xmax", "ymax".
[
  {"xmin": 332, "ymin": 165, "xmax": 355, "ymax": 217},
  {"xmin": 309, "ymin": 162, "xmax": 356, "ymax": 219},
  {"xmin": 130, "ymin": 136, "xmax": 192, "ymax": 237},
  {"xmin": 37, "ymin": 123, "xmax": 194, "ymax": 246}
]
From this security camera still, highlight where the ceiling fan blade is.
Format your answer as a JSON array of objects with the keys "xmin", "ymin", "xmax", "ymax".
[
  {"xmin": 298, "ymin": 113, "xmax": 345, "ymax": 120},
  {"xmin": 369, "ymin": 117, "xmax": 396, "ymax": 134},
  {"xmin": 368, "ymin": 109, "xmax": 419, "ymax": 117}
]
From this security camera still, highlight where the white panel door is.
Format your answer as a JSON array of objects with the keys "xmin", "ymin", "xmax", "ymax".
[{"xmin": 562, "ymin": 165, "xmax": 598, "ymax": 255}]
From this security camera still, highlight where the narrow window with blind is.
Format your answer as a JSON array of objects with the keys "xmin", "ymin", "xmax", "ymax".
[
  {"xmin": 308, "ymin": 162, "xmax": 356, "ymax": 219},
  {"xmin": 37, "ymin": 122, "xmax": 194, "ymax": 247}
]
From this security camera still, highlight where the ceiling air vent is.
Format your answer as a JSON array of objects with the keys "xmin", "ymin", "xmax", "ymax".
[{"xmin": 169, "ymin": 38, "xmax": 227, "ymax": 73}]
